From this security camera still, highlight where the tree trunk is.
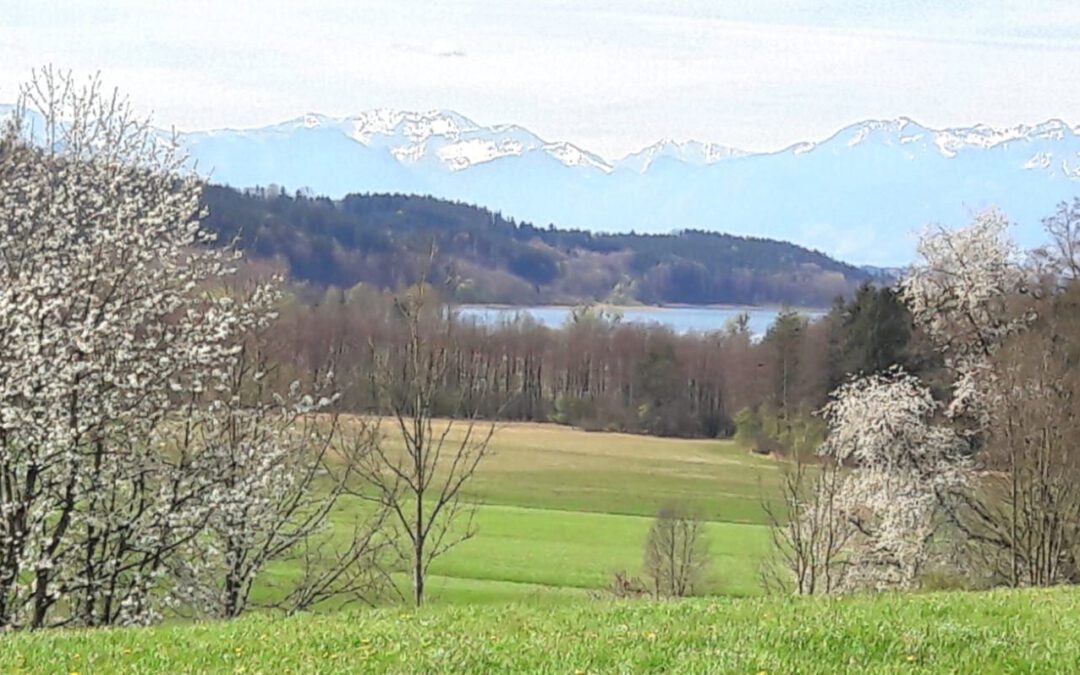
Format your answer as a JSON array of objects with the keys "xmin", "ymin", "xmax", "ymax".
[{"xmin": 414, "ymin": 496, "xmax": 425, "ymax": 607}]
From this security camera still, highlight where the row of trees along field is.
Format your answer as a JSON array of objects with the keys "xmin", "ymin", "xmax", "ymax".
[
  {"xmin": 264, "ymin": 274, "xmax": 936, "ymax": 443},
  {"xmin": 207, "ymin": 185, "xmax": 1080, "ymax": 592}
]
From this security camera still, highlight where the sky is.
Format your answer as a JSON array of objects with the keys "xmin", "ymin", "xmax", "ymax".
[{"xmin": 2, "ymin": 0, "xmax": 1079, "ymax": 159}]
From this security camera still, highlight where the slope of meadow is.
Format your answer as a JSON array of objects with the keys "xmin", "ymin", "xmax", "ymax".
[
  {"xmin": 2, "ymin": 421, "xmax": 1071, "ymax": 674},
  {"xmin": 5, "ymin": 588, "xmax": 1078, "ymax": 673},
  {"xmin": 292, "ymin": 420, "xmax": 781, "ymax": 605}
]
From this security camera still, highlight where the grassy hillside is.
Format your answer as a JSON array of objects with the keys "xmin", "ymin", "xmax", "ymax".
[
  {"xmin": 5, "ymin": 588, "xmax": 1078, "ymax": 673},
  {"xmin": 257, "ymin": 421, "xmax": 779, "ymax": 606},
  {"xmin": 203, "ymin": 186, "xmax": 868, "ymax": 306}
]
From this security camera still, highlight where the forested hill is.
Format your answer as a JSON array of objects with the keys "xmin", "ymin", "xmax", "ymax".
[{"xmin": 202, "ymin": 185, "xmax": 871, "ymax": 306}]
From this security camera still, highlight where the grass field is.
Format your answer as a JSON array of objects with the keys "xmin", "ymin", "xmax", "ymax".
[
  {"xmin": 454, "ymin": 422, "xmax": 782, "ymax": 523},
  {"xmin": 6, "ymin": 588, "xmax": 1078, "ymax": 673},
  {"xmin": 6, "ymin": 420, "xmax": 1070, "ymax": 673},
  {"xmin": 294, "ymin": 420, "xmax": 781, "ymax": 604}
]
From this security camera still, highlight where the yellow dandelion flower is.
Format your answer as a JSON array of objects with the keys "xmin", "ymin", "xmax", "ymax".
[{"xmin": 907, "ymin": 655, "xmax": 917, "ymax": 662}]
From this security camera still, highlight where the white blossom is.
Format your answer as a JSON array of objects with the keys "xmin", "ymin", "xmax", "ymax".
[
  {"xmin": 901, "ymin": 209, "xmax": 1030, "ymax": 423},
  {"xmin": 820, "ymin": 369, "xmax": 967, "ymax": 590},
  {"xmin": 0, "ymin": 69, "xmax": 276, "ymax": 628}
]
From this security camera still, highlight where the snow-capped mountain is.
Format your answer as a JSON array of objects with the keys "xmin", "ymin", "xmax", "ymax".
[
  {"xmin": 784, "ymin": 116, "xmax": 1079, "ymax": 173},
  {"xmin": 4, "ymin": 102, "xmax": 1080, "ymax": 266},
  {"xmin": 171, "ymin": 110, "xmax": 1080, "ymax": 265},
  {"xmin": 185, "ymin": 109, "xmax": 609, "ymax": 176},
  {"xmin": 616, "ymin": 139, "xmax": 748, "ymax": 173}
]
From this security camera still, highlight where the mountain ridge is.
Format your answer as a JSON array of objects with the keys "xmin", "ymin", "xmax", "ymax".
[
  {"xmin": 166, "ymin": 107, "xmax": 1080, "ymax": 169},
  {"xmin": 176, "ymin": 108, "xmax": 1080, "ymax": 168},
  {"xmin": 5, "ymin": 100, "xmax": 1076, "ymax": 174},
  {"xmin": 170, "ymin": 108, "xmax": 1080, "ymax": 266},
  {"xmin": 4, "ymin": 103, "xmax": 1079, "ymax": 265}
]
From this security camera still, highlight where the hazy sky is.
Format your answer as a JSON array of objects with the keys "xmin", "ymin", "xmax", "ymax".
[{"xmin": 2, "ymin": 0, "xmax": 1078, "ymax": 158}]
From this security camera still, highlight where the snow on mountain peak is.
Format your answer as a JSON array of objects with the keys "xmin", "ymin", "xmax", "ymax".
[
  {"xmin": 344, "ymin": 108, "xmax": 478, "ymax": 145},
  {"xmin": 544, "ymin": 142, "xmax": 613, "ymax": 172},
  {"xmin": 437, "ymin": 137, "xmax": 526, "ymax": 170},
  {"xmin": 617, "ymin": 138, "xmax": 746, "ymax": 173},
  {"xmin": 930, "ymin": 119, "xmax": 1077, "ymax": 157},
  {"xmin": 300, "ymin": 108, "xmax": 615, "ymax": 172},
  {"xmin": 835, "ymin": 118, "xmax": 928, "ymax": 148},
  {"xmin": 791, "ymin": 117, "xmax": 1080, "ymax": 161},
  {"xmin": 7, "ymin": 97, "xmax": 1074, "ymax": 267}
]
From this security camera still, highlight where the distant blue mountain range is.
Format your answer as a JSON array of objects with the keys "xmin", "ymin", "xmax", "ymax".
[{"xmin": 5, "ymin": 105, "xmax": 1078, "ymax": 266}]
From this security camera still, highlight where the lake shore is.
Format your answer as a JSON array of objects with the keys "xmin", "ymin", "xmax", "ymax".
[
  {"xmin": 457, "ymin": 302, "xmax": 830, "ymax": 313},
  {"xmin": 456, "ymin": 304, "xmax": 826, "ymax": 335}
]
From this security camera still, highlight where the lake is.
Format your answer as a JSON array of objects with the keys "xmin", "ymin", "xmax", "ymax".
[{"xmin": 457, "ymin": 305, "xmax": 825, "ymax": 336}]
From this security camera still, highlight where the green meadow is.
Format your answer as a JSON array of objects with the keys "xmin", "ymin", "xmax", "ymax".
[
  {"xmin": 7, "ymin": 588, "xmax": 1079, "ymax": 673},
  {"xmin": 286, "ymin": 420, "xmax": 782, "ymax": 605},
  {"xmin": 2, "ymin": 421, "xmax": 1072, "ymax": 673}
]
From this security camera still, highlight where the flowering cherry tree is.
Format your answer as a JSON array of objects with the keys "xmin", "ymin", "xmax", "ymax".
[
  {"xmin": 901, "ymin": 209, "xmax": 1029, "ymax": 425},
  {"xmin": 0, "ymin": 68, "xmax": 255, "ymax": 629},
  {"xmin": 819, "ymin": 369, "xmax": 967, "ymax": 590},
  {"xmin": 803, "ymin": 209, "xmax": 1065, "ymax": 593},
  {"xmin": 173, "ymin": 306, "xmax": 394, "ymax": 619},
  {"xmin": 0, "ymin": 69, "xmax": 389, "ymax": 630}
]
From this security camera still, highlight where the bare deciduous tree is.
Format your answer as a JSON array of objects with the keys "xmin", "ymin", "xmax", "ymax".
[
  {"xmin": 943, "ymin": 298, "xmax": 1080, "ymax": 587},
  {"xmin": 642, "ymin": 504, "xmax": 709, "ymax": 598},
  {"xmin": 355, "ymin": 281, "xmax": 495, "ymax": 606},
  {"xmin": 1035, "ymin": 198, "xmax": 1080, "ymax": 280},
  {"xmin": 761, "ymin": 453, "xmax": 851, "ymax": 595}
]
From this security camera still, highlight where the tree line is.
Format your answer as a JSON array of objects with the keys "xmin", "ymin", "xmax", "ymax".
[
  {"xmin": 201, "ymin": 184, "xmax": 870, "ymax": 307},
  {"xmin": 263, "ymin": 275, "xmax": 935, "ymax": 445}
]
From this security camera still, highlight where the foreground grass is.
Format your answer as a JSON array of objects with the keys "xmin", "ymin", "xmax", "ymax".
[{"xmin": 5, "ymin": 588, "xmax": 1079, "ymax": 673}]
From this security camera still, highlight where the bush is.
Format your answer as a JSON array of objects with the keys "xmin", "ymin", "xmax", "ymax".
[
  {"xmin": 643, "ymin": 504, "xmax": 709, "ymax": 598},
  {"xmin": 550, "ymin": 395, "xmax": 596, "ymax": 427},
  {"xmin": 734, "ymin": 407, "xmax": 825, "ymax": 456}
]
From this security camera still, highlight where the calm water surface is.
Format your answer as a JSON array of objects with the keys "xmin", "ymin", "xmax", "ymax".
[{"xmin": 457, "ymin": 305, "xmax": 825, "ymax": 336}]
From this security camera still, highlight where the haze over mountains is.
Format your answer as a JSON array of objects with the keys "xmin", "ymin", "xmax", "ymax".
[
  {"xmin": 177, "ymin": 110, "xmax": 1080, "ymax": 266},
  {"xmin": 6, "ymin": 103, "xmax": 1080, "ymax": 266}
]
